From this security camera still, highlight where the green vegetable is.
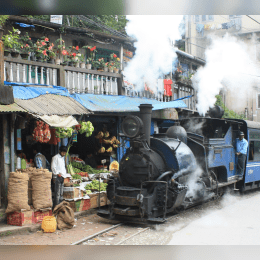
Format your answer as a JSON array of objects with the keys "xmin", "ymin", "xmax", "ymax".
[
  {"xmin": 85, "ymin": 180, "xmax": 107, "ymax": 191},
  {"xmin": 72, "ymin": 174, "xmax": 82, "ymax": 180}
]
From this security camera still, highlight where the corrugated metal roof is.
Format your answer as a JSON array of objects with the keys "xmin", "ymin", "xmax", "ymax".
[
  {"xmin": 73, "ymin": 94, "xmax": 187, "ymax": 113},
  {"xmin": 0, "ymin": 103, "xmax": 26, "ymax": 113},
  {"xmin": 15, "ymin": 94, "xmax": 91, "ymax": 116}
]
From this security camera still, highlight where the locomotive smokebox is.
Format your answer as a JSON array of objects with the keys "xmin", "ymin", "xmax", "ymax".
[
  {"xmin": 139, "ymin": 104, "xmax": 153, "ymax": 145},
  {"xmin": 208, "ymin": 105, "xmax": 224, "ymax": 118}
]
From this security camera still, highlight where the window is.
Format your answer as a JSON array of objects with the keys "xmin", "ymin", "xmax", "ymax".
[
  {"xmin": 208, "ymin": 15, "xmax": 214, "ymax": 21},
  {"xmin": 248, "ymin": 141, "xmax": 260, "ymax": 161},
  {"xmin": 195, "ymin": 15, "xmax": 200, "ymax": 23},
  {"xmin": 202, "ymin": 15, "xmax": 206, "ymax": 21}
]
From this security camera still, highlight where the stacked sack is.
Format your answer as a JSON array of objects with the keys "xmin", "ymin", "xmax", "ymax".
[
  {"xmin": 31, "ymin": 168, "xmax": 53, "ymax": 210},
  {"xmin": 5, "ymin": 171, "xmax": 30, "ymax": 213},
  {"xmin": 21, "ymin": 167, "xmax": 35, "ymax": 206}
]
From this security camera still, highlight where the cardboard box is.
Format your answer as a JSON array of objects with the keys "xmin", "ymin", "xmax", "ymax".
[
  {"xmin": 33, "ymin": 209, "xmax": 52, "ymax": 224},
  {"xmin": 68, "ymin": 199, "xmax": 91, "ymax": 212},
  {"xmin": 90, "ymin": 193, "xmax": 107, "ymax": 209},
  {"xmin": 63, "ymin": 187, "xmax": 80, "ymax": 199},
  {"xmin": 7, "ymin": 210, "xmax": 33, "ymax": 226}
]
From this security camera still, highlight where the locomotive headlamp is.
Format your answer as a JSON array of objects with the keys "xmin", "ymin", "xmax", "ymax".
[{"xmin": 122, "ymin": 115, "xmax": 144, "ymax": 138}]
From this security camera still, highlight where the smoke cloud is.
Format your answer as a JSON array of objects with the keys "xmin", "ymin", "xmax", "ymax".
[
  {"xmin": 124, "ymin": 15, "xmax": 183, "ymax": 94},
  {"xmin": 193, "ymin": 33, "xmax": 260, "ymax": 115}
]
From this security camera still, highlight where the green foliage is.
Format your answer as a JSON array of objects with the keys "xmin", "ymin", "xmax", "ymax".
[
  {"xmin": 215, "ymin": 95, "xmax": 247, "ymax": 120},
  {"xmin": 0, "ymin": 15, "xmax": 9, "ymax": 27},
  {"xmin": 2, "ymin": 27, "xmax": 21, "ymax": 51}
]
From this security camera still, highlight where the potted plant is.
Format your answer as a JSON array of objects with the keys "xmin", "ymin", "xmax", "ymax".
[
  {"xmin": 78, "ymin": 53, "xmax": 86, "ymax": 68},
  {"xmin": 104, "ymin": 62, "xmax": 109, "ymax": 72},
  {"xmin": 86, "ymin": 57, "xmax": 92, "ymax": 70},
  {"xmin": 54, "ymin": 38, "xmax": 66, "ymax": 65},
  {"xmin": 0, "ymin": 15, "xmax": 9, "ymax": 38},
  {"xmin": 83, "ymin": 45, "xmax": 97, "ymax": 69},
  {"xmin": 47, "ymin": 42, "xmax": 56, "ymax": 64},
  {"xmin": 92, "ymin": 60, "xmax": 100, "ymax": 70},
  {"xmin": 108, "ymin": 61, "xmax": 115, "ymax": 73},
  {"xmin": 2, "ymin": 27, "xmax": 21, "ymax": 58},
  {"xmin": 33, "ymin": 36, "xmax": 49, "ymax": 62},
  {"xmin": 19, "ymin": 32, "xmax": 33, "ymax": 60},
  {"xmin": 110, "ymin": 53, "xmax": 120, "ymax": 73},
  {"xmin": 97, "ymin": 58, "xmax": 106, "ymax": 71}
]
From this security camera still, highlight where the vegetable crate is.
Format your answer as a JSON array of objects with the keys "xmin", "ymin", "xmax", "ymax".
[
  {"xmin": 33, "ymin": 209, "xmax": 52, "ymax": 224},
  {"xmin": 63, "ymin": 187, "xmax": 80, "ymax": 199},
  {"xmin": 7, "ymin": 210, "xmax": 33, "ymax": 226},
  {"xmin": 68, "ymin": 199, "xmax": 91, "ymax": 212},
  {"xmin": 89, "ymin": 193, "xmax": 107, "ymax": 209}
]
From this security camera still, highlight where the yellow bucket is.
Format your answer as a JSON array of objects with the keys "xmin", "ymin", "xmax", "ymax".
[{"xmin": 41, "ymin": 216, "xmax": 57, "ymax": 233}]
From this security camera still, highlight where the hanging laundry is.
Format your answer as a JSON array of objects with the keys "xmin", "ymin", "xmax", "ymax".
[
  {"xmin": 204, "ymin": 24, "xmax": 211, "ymax": 30},
  {"xmin": 222, "ymin": 23, "xmax": 228, "ymax": 29},
  {"xmin": 216, "ymin": 24, "xmax": 222, "ymax": 30},
  {"xmin": 164, "ymin": 79, "xmax": 173, "ymax": 97},
  {"xmin": 210, "ymin": 24, "xmax": 215, "ymax": 30},
  {"xmin": 226, "ymin": 22, "xmax": 233, "ymax": 29}
]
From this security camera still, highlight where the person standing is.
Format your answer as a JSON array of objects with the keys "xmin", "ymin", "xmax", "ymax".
[
  {"xmin": 51, "ymin": 146, "xmax": 68, "ymax": 209},
  {"xmin": 236, "ymin": 131, "xmax": 248, "ymax": 179}
]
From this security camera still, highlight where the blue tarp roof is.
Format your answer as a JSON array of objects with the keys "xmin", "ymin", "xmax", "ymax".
[
  {"xmin": 5, "ymin": 82, "xmax": 71, "ymax": 99},
  {"xmin": 73, "ymin": 94, "xmax": 187, "ymax": 112},
  {"xmin": 5, "ymin": 81, "xmax": 187, "ymax": 112}
]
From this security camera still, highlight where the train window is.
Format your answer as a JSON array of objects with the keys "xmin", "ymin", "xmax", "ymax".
[{"xmin": 249, "ymin": 141, "xmax": 260, "ymax": 162}]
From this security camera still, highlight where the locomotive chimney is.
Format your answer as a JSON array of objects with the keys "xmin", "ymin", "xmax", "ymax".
[{"xmin": 139, "ymin": 104, "xmax": 153, "ymax": 145}]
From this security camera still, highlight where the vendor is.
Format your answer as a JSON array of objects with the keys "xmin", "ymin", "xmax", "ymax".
[
  {"xmin": 85, "ymin": 153, "xmax": 97, "ymax": 168},
  {"xmin": 33, "ymin": 143, "xmax": 51, "ymax": 171}
]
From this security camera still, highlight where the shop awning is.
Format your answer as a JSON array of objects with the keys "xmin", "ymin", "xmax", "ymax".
[
  {"xmin": 35, "ymin": 115, "xmax": 79, "ymax": 128},
  {"xmin": 0, "ymin": 103, "xmax": 26, "ymax": 113},
  {"xmin": 15, "ymin": 94, "xmax": 91, "ymax": 116},
  {"xmin": 73, "ymin": 94, "xmax": 187, "ymax": 113}
]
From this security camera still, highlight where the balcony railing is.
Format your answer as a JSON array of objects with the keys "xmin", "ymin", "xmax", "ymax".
[{"xmin": 4, "ymin": 56, "xmax": 197, "ymax": 111}]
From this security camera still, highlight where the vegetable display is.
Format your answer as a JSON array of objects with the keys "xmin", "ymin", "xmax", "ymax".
[
  {"xmin": 72, "ymin": 174, "xmax": 82, "ymax": 180},
  {"xmin": 55, "ymin": 127, "xmax": 74, "ymax": 138},
  {"xmin": 78, "ymin": 121, "xmax": 94, "ymax": 137},
  {"xmin": 85, "ymin": 180, "xmax": 107, "ymax": 191}
]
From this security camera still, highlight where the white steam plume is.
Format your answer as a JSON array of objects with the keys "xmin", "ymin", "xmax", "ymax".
[
  {"xmin": 193, "ymin": 33, "xmax": 260, "ymax": 115},
  {"xmin": 124, "ymin": 15, "xmax": 183, "ymax": 94}
]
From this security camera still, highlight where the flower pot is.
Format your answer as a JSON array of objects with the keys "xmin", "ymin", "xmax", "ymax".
[
  {"xmin": 104, "ymin": 67, "xmax": 108, "ymax": 72},
  {"xmin": 4, "ymin": 50, "xmax": 10, "ymax": 57},
  {"xmin": 20, "ymin": 53, "xmax": 29, "ymax": 60},
  {"xmin": 11, "ymin": 52, "xmax": 20, "ymax": 58},
  {"xmin": 30, "ymin": 54, "xmax": 37, "ymax": 61},
  {"xmin": 80, "ymin": 63, "xmax": 86, "ymax": 69},
  {"xmin": 114, "ymin": 68, "xmax": 119, "ymax": 73},
  {"xmin": 86, "ymin": 64, "xmax": 92, "ymax": 70},
  {"xmin": 74, "ymin": 62, "xmax": 80, "ymax": 68},
  {"xmin": 55, "ymin": 58, "xmax": 61, "ymax": 65},
  {"xmin": 109, "ymin": 68, "xmax": 114, "ymax": 73}
]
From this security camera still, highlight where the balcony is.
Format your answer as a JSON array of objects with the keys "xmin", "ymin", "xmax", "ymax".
[{"xmin": 4, "ymin": 56, "xmax": 197, "ymax": 110}]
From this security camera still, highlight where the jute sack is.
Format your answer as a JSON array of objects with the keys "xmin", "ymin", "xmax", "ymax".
[
  {"xmin": 53, "ymin": 201, "xmax": 74, "ymax": 230},
  {"xmin": 31, "ymin": 176, "xmax": 52, "ymax": 209},
  {"xmin": 5, "ymin": 172, "xmax": 30, "ymax": 214}
]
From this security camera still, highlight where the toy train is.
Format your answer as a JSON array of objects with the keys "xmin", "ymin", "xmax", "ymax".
[{"xmin": 98, "ymin": 104, "xmax": 260, "ymax": 223}]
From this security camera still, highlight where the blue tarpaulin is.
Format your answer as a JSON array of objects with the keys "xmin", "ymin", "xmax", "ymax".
[
  {"xmin": 73, "ymin": 94, "xmax": 187, "ymax": 112},
  {"xmin": 4, "ymin": 82, "xmax": 71, "ymax": 99},
  {"xmin": 15, "ymin": 22, "xmax": 35, "ymax": 28},
  {"xmin": 5, "ymin": 81, "xmax": 187, "ymax": 112}
]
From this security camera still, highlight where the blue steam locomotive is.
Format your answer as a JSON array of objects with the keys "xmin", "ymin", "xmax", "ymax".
[{"xmin": 98, "ymin": 104, "xmax": 260, "ymax": 223}]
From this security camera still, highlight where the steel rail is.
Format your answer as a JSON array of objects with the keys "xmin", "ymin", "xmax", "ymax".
[
  {"xmin": 71, "ymin": 223, "xmax": 122, "ymax": 245},
  {"xmin": 115, "ymin": 227, "xmax": 150, "ymax": 245}
]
